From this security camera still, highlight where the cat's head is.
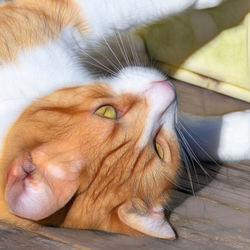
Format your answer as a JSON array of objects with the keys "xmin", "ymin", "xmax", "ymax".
[{"xmin": 3, "ymin": 66, "xmax": 180, "ymax": 239}]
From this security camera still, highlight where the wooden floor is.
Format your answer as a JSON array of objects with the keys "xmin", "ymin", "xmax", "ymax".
[
  {"xmin": 0, "ymin": 81, "xmax": 249, "ymax": 249},
  {"xmin": 1, "ymin": 160, "xmax": 249, "ymax": 250}
]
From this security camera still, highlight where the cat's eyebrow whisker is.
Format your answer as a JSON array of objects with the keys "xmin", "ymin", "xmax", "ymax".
[
  {"xmin": 69, "ymin": 34, "xmax": 117, "ymax": 76},
  {"xmin": 101, "ymin": 34, "xmax": 124, "ymax": 70},
  {"xmin": 85, "ymin": 58, "xmax": 116, "ymax": 76},
  {"xmin": 81, "ymin": 49, "xmax": 117, "ymax": 76},
  {"xmin": 126, "ymin": 34, "xmax": 140, "ymax": 66},
  {"xmin": 94, "ymin": 47, "xmax": 121, "ymax": 74},
  {"xmin": 116, "ymin": 31, "xmax": 132, "ymax": 67}
]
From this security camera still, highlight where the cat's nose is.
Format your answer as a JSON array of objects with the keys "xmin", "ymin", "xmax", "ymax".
[
  {"xmin": 144, "ymin": 80, "xmax": 175, "ymax": 118},
  {"xmin": 152, "ymin": 80, "xmax": 175, "ymax": 96}
]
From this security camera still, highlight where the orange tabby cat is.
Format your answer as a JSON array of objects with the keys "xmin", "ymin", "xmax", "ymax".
[{"xmin": 1, "ymin": 0, "xmax": 248, "ymax": 240}]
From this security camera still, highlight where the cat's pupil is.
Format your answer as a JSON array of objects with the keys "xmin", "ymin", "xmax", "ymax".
[
  {"xmin": 154, "ymin": 141, "xmax": 164, "ymax": 159},
  {"xmin": 95, "ymin": 105, "xmax": 117, "ymax": 119}
]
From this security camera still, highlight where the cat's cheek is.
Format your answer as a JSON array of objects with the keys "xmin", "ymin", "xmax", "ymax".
[{"xmin": 5, "ymin": 152, "xmax": 81, "ymax": 221}]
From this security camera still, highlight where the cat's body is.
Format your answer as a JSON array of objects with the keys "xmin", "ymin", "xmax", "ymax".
[{"xmin": 0, "ymin": 0, "xmax": 249, "ymax": 239}]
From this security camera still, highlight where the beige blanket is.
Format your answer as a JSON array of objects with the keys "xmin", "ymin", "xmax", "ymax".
[{"xmin": 139, "ymin": 0, "xmax": 250, "ymax": 102}]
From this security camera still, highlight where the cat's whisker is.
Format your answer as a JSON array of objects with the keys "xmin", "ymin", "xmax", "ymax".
[
  {"xmin": 94, "ymin": 47, "xmax": 121, "ymax": 74},
  {"xmin": 85, "ymin": 58, "xmax": 116, "ymax": 76},
  {"xmin": 177, "ymin": 136, "xmax": 196, "ymax": 195},
  {"xmin": 177, "ymin": 125, "xmax": 211, "ymax": 182},
  {"xmin": 116, "ymin": 32, "xmax": 132, "ymax": 67},
  {"xmin": 166, "ymin": 171, "xmax": 193, "ymax": 192},
  {"xmin": 178, "ymin": 119, "xmax": 220, "ymax": 169},
  {"xmin": 69, "ymin": 34, "xmax": 117, "ymax": 76},
  {"xmin": 176, "ymin": 122, "xmax": 212, "ymax": 179},
  {"xmin": 126, "ymin": 34, "xmax": 140, "ymax": 66},
  {"xmin": 177, "ymin": 130, "xmax": 201, "ymax": 195},
  {"xmin": 81, "ymin": 49, "xmax": 117, "ymax": 76},
  {"xmin": 101, "ymin": 35, "xmax": 124, "ymax": 71}
]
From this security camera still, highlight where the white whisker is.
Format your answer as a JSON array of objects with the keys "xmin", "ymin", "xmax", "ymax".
[
  {"xmin": 102, "ymin": 35, "xmax": 124, "ymax": 70},
  {"xmin": 116, "ymin": 32, "xmax": 131, "ymax": 67}
]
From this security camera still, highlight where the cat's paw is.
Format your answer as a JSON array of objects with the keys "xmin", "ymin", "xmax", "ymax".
[
  {"xmin": 194, "ymin": 0, "xmax": 224, "ymax": 9},
  {"xmin": 218, "ymin": 110, "xmax": 250, "ymax": 161}
]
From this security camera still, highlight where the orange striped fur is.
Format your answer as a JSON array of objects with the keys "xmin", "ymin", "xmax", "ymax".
[
  {"xmin": 0, "ymin": 0, "xmax": 180, "ymax": 239},
  {"xmin": 0, "ymin": 0, "xmax": 86, "ymax": 62}
]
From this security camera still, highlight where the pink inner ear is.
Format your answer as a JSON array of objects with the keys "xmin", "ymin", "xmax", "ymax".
[
  {"xmin": 118, "ymin": 202, "xmax": 176, "ymax": 240},
  {"xmin": 5, "ymin": 152, "xmax": 81, "ymax": 221}
]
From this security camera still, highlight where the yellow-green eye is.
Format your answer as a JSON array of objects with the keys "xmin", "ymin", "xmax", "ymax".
[
  {"xmin": 155, "ymin": 142, "xmax": 164, "ymax": 159},
  {"xmin": 95, "ymin": 105, "xmax": 117, "ymax": 119}
]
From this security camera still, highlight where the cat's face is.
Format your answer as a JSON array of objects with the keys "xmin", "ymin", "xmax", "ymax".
[{"xmin": 3, "ymin": 67, "xmax": 180, "ymax": 239}]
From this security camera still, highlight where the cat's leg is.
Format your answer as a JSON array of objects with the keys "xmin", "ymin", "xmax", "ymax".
[
  {"xmin": 74, "ymin": 0, "xmax": 224, "ymax": 38},
  {"xmin": 178, "ymin": 110, "xmax": 250, "ymax": 162}
]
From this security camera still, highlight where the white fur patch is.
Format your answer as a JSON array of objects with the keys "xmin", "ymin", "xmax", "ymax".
[
  {"xmin": 75, "ymin": 0, "xmax": 224, "ymax": 38},
  {"xmin": 75, "ymin": 0, "xmax": 195, "ymax": 37},
  {"xmin": 218, "ymin": 110, "xmax": 250, "ymax": 161},
  {"xmin": 107, "ymin": 67, "xmax": 166, "ymax": 94}
]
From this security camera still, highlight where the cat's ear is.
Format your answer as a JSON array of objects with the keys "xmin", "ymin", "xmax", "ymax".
[
  {"xmin": 5, "ymin": 150, "xmax": 82, "ymax": 221},
  {"xmin": 118, "ymin": 201, "xmax": 175, "ymax": 240}
]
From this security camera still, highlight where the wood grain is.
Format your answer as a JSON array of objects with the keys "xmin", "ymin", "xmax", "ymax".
[{"xmin": 0, "ymin": 160, "xmax": 249, "ymax": 249}]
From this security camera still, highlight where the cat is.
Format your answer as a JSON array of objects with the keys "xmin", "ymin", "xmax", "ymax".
[{"xmin": 0, "ymin": 0, "xmax": 249, "ymax": 240}]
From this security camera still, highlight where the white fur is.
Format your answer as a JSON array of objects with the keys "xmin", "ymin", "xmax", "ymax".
[
  {"xmin": 74, "ymin": 0, "xmax": 224, "ymax": 38},
  {"xmin": 218, "ymin": 110, "xmax": 250, "ymax": 161},
  {"xmin": 107, "ymin": 67, "xmax": 166, "ymax": 94}
]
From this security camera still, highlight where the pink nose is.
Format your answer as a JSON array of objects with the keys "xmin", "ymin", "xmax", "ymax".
[
  {"xmin": 144, "ymin": 80, "xmax": 175, "ymax": 119},
  {"xmin": 146, "ymin": 81, "xmax": 175, "ymax": 106},
  {"xmin": 152, "ymin": 80, "xmax": 175, "ymax": 95}
]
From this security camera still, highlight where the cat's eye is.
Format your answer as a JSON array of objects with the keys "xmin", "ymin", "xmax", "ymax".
[
  {"xmin": 154, "ymin": 142, "xmax": 164, "ymax": 159},
  {"xmin": 95, "ymin": 105, "xmax": 117, "ymax": 119}
]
